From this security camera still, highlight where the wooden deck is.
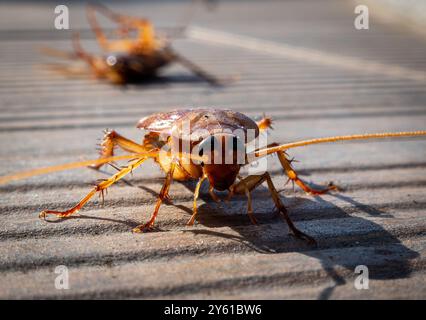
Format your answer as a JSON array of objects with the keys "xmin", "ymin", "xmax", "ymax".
[{"xmin": 0, "ymin": 0, "xmax": 425, "ymax": 299}]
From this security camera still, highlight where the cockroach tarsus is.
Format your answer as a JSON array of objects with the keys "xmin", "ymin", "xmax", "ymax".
[
  {"xmin": 42, "ymin": 3, "xmax": 223, "ymax": 85},
  {"xmin": 1, "ymin": 109, "xmax": 426, "ymax": 246}
]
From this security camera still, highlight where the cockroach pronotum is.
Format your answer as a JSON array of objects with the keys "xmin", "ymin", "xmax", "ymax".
[
  {"xmin": 1, "ymin": 108, "xmax": 425, "ymax": 245},
  {"xmin": 42, "ymin": 3, "xmax": 222, "ymax": 85}
]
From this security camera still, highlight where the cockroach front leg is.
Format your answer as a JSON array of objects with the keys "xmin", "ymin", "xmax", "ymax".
[
  {"xmin": 187, "ymin": 176, "xmax": 207, "ymax": 226},
  {"xmin": 40, "ymin": 157, "xmax": 149, "ymax": 219},
  {"xmin": 276, "ymin": 150, "xmax": 337, "ymax": 195},
  {"xmin": 261, "ymin": 143, "xmax": 337, "ymax": 195},
  {"xmin": 132, "ymin": 162, "xmax": 176, "ymax": 233},
  {"xmin": 231, "ymin": 175, "xmax": 257, "ymax": 224},
  {"xmin": 208, "ymin": 185, "xmax": 220, "ymax": 202},
  {"xmin": 91, "ymin": 129, "xmax": 147, "ymax": 169},
  {"xmin": 233, "ymin": 172, "xmax": 316, "ymax": 245}
]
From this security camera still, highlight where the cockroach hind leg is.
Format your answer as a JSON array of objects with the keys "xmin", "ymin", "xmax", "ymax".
[
  {"xmin": 173, "ymin": 52, "xmax": 224, "ymax": 86},
  {"xmin": 132, "ymin": 222, "xmax": 155, "ymax": 233},
  {"xmin": 288, "ymin": 228, "xmax": 317, "ymax": 246},
  {"xmin": 39, "ymin": 209, "xmax": 78, "ymax": 220}
]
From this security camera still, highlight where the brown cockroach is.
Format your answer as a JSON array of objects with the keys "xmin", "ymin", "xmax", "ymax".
[
  {"xmin": 42, "ymin": 3, "xmax": 222, "ymax": 85},
  {"xmin": 1, "ymin": 108, "xmax": 425, "ymax": 245}
]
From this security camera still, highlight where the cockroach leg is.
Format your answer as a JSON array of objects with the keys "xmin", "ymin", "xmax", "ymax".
[
  {"xmin": 233, "ymin": 172, "xmax": 316, "ymax": 245},
  {"xmin": 42, "ymin": 64, "xmax": 88, "ymax": 78},
  {"xmin": 86, "ymin": 4, "xmax": 110, "ymax": 51},
  {"xmin": 132, "ymin": 162, "xmax": 177, "ymax": 233},
  {"xmin": 209, "ymin": 185, "xmax": 220, "ymax": 202},
  {"xmin": 225, "ymin": 187, "xmax": 234, "ymax": 203},
  {"xmin": 91, "ymin": 130, "xmax": 148, "ymax": 169},
  {"xmin": 71, "ymin": 33, "xmax": 95, "ymax": 68},
  {"xmin": 259, "ymin": 142, "xmax": 336, "ymax": 195},
  {"xmin": 256, "ymin": 115, "xmax": 273, "ymax": 133},
  {"xmin": 87, "ymin": 3, "xmax": 156, "ymax": 53},
  {"xmin": 130, "ymin": 19, "xmax": 156, "ymax": 53},
  {"xmin": 276, "ymin": 150, "xmax": 337, "ymax": 195},
  {"xmin": 234, "ymin": 175, "xmax": 257, "ymax": 224},
  {"xmin": 187, "ymin": 176, "xmax": 207, "ymax": 226},
  {"xmin": 71, "ymin": 32, "xmax": 117, "ymax": 81},
  {"xmin": 40, "ymin": 156, "xmax": 150, "ymax": 220},
  {"xmin": 39, "ymin": 47, "xmax": 78, "ymax": 60},
  {"xmin": 172, "ymin": 52, "xmax": 223, "ymax": 86}
]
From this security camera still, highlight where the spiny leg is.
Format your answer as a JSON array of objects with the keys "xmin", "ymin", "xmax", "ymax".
[
  {"xmin": 71, "ymin": 32, "xmax": 110, "ymax": 80},
  {"xmin": 209, "ymin": 185, "xmax": 220, "ymax": 202},
  {"xmin": 258, "ymin": 142, "xmax": 336, "ymax": 195},
  {"xmin": 187, "ymin": 175, "xmax": 207, "ymax": 226},
  {"xmin": 256, "ymin": 115, "xmax": 273, "ymax": 133},
  {"xmin": 172, "ymin": 52, "xmax": 223, "ymax": 86},
  {"xmin": 233, "ymin": 172, "xmax": 316, "ymax": 244},
  {"xmin": 92, "ymin": 130, "xmax": 148, "ymax": 169},
  {"xmin": 72, "ymin": 32, "xmax": 95, "ymax": 66},
  {"xmin": 132, "ymin": 162, "xmax": 176, "ymax": 233},
  {"xmin": 39, "ymin": 34, "xmax": 111, "ymax": 82},
  {"xmin": 87, "ymin": 3, "xmax": 156, "ymax": 53},
  {"xmin": 233, "ymin": 175, "xmax": 257, "ymax": 224},
  {"xmin": 86, "ymin": 3, "xmax": 136, "ymax": 51},
  {"xmin": 39, "ymin": 40, "xmax": 96, "ymax": 78},
  {"xmin": 71, "ymin": 32, "xmax": 127, "ymax": 84},
  {"xmin": 132, "ymin": 19, "xmax": 156, "ymax": 53},
  {"xmin": 108, "ymin": 16, "xmax": 157, "ymax": 53},
  {"xmin": 276, "ymin": 150, "xmax": 336, "ymax": 195},
  {"xmin": 86, "ymin": 4, "xmax": 110, "ymax": 51},
  {"xmin": 40, "ymin": 156, "xmax": 150, "ymax": 219}
]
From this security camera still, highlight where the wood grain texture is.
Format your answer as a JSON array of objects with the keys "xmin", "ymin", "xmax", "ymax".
[{"xmin": 0, "ymin": 0, "xmax": 425, "ymax": 299}]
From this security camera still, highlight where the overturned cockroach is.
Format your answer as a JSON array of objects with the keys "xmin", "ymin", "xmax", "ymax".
[
  {"xmin": 42, "ymin": 3, "xmax": 222, "ymax": 85},
  {"xmin": 1, "ymin": 108, "xmax": 425, "ymax": 244}
]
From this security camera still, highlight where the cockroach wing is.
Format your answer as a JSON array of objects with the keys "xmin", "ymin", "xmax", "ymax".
[
  {"xmin": 137, "ymin": 108, "xmax": 260, "ymax": 142},
  {"xmin": 137, "ymin": 109, "xmax": 191, "ymax": 133}
]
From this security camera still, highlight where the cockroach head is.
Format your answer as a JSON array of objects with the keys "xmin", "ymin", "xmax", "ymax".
[{"xmin": 196, "ymin": 133, "xmax": 245, "ymax": 191}]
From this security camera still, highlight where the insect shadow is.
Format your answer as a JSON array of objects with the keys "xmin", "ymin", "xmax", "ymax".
[
  {"xmin": 65, "ymin": 169, "xmax": 418, "ymax": 300},
  {"xmin": 112, "ymin": 73, "xmax": 226, "ymax": 88},
  {"xmin": 175, "ymin": 180, "xmax": 418, "ymax": 300}
]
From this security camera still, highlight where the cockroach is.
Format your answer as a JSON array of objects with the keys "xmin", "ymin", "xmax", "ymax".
[
  {"xmin": 42, "ymin": 3, "xmax": 222, "ymax": 85},
  {"xmin": 1, "ymin": 108, "xmax": 425, "ymax": 245}
]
